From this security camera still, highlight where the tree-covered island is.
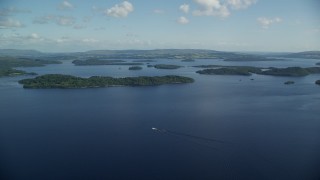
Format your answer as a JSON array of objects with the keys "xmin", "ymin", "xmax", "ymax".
[
  {"xmin": 19, "ymin": 74, "xmax": 194, "ymax": 88},
  {"xmin": 196, "ymin": 68, "xmax": 254, "ymax": 76},
  {"xmin": 181, "ymin": 58, "xmax": 195, "ymax": 62},
  {"xmin": 195, "ymin": 66, "xmax": 262, "ymax": 76},
  {"xmin": 316, "ymin": 80, "xmax": 320, "ymax": 85},
  {"xmin": 154, "ymin": 64, "xmax": 182, "ymax": 69},
  {"xmin": 0, "ymin": 68, "xmax": 37, "ymax": 77}
]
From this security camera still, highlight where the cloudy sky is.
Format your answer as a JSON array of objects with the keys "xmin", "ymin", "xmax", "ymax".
[{"xmin": 0, "ymin": 0, "xmax": 319, "ymax": 52}]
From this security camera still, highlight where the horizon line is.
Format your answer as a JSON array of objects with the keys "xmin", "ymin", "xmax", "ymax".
[{"xmin": 0, "ymin": 48, "xmax": 318, "ymax": 54}]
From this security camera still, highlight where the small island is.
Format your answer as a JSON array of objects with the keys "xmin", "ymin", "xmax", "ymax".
[
  {"xmin": 128, "ymin": 66, "xmax": 142, "ymax": 70},
  {"xmin": 316, "ymin": 80, "xmax": 320, "ymax": 85},
  {"xmin": 181, "ymin": 59, "xmax": 195, "ymax": 62},
  {"xmin": 154, "ymin": 64, "xmax": 182, "ymax": 69},
  {"xmin": 284, "ymin": 81, "xmax": 295, "ymax": 85},
  {"xmin": 0, "ymin": 68, "xmax": 37, "ymax": 77},
  {"xmin": 19, "ymin": 74, "xmax": 194, "ymax": 89},
  {"xmin": 197, "ymin": 68, "xmax": 252, "ymax": 76},
  {"xmin": 316, "ymin": 62, "xmax": 320, "ymax": 66},
  {"xmin": 72, "ymin": 59, "xmax": 143, "ymax": 66}
]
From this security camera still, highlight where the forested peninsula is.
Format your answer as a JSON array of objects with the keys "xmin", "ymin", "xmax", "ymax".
[
  {"xmin": 0, "ymin": 57, "xmax": 61, "ymax": 77},
  {"xmin": 19, "ymin": 74, "xmax": 194, "ymax": 88},
  {"xmin": 196, "ymin": 66, "xmax": 320, "ymax": 77}
]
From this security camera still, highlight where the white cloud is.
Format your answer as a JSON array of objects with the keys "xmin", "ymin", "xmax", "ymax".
[
  {"xmin": 33, "ymin": 15, "xmax": 56, "ymax": 24},
  {"xmin": 0, "ymin": 33, "xmax": 109, "ymax": 52},
  {"xmin": 226, "ymin": 0, "xmax": 256, "ymax": 9},
  {"xmin": 105, "ymin": 1, "xmax": 134, "ymax": 18},
  {"xmin": 257, "ymin": 17, "xmax": 282, "ymax": 29},
  {"xmin": 0, "ymin": 33, "xmax": 44, "ymax": 46},
  {"xmin": 34, "ymin": 15, "xmax": 76, "ymax": 26},
  {"xmin": 56, "ymin": 16, "xmax": 76, "ymax": 26},
  {"xmin": 194, "ymin": 0, "xmax": 222, "ymax": 9},
  {"xmin": 73, "ymin": 24, "xmax": 86, "ymax": 29},
  {"xmin": 82, "ymin": 38, "xmax": 99, "ymax": 43},
  {"xmin": 176, "ymin": 16, "xmax": 189, "ymax": 24},
  {"xmin": 0, "ymin": 8, "xmax": 29, "ymax": 29},
  {"xmin": 179, "ymin": 4, "xmax": 190, "ymax": 14},
  {"xmin": 55, "ymin": 36, "xmax": 70, "ymax": 43},
  {"xmin": 58, "ymin": 1, "xmax": 74, "ymax": 10},
  {"xmin": 153, "ymin": 9, "xmax": 165, "ymax": 14},
  {"xmin": 0, "ymin": 7, "xmax": 31, "ymax": 16},
  {"xmin": 0, "ymin": 18, "xmax": 24, "ymax": 28},
  {"xmin": 193, "ymin": 0, "xmax": 230, "ymax": 18},
  {"xmin": 29, "ymin": 33, "xmax": 40, "ymax": 39},
  {"xmin": 25, "ymin": 33, "xmax": 45, "ymax": 42},
  {"xmin": 192, "ymin": 0, "xmax": 256, "ymax": 18}
]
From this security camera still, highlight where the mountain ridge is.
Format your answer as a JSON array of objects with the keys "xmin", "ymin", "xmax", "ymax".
[{"xmin": 0, "ymin": 49, "xmax": 319, "ymax": 59}]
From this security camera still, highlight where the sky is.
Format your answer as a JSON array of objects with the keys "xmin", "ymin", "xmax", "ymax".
[{"xmin": 0, "ymin": 0, "xmax": 319, "ymax": 52}]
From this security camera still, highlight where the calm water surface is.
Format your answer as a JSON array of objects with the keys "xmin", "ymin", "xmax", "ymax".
[{"xmin": 1, "ymin": 58, "xmax": 320, "ymax": 179}]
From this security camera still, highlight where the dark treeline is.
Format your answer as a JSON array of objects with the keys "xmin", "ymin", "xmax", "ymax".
[
  {"xmin": 196, "ymin": 66, "xmax": 320, "ymax": 77},
  {"xmin": 154, "ymin": 64, "xmax": 182, "ymax": 69},
  {"xmin": 0, "ymin": 56, "xmax": 61, "ymax": 77},
  {"xmin": 19, "ymin": 74, "xmax": 194, "ymax": 88}
]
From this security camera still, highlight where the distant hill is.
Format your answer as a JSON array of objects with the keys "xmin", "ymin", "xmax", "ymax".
[
  {"xmin": 1, "ymin": 49, "xmax": 320, "ymax": 60},
  {"xmin": 0, "ymin": 49, "xmax": 236, "ymax": 59},
  {"xmin": 0, "ymin": 49, "xmax": 44, "ymax": 57},
  {"xmin": 85, "ymin": 49, "xmax": 219, "ymax": 54},
  {"xmin": 82, "ymin": 49, "xmax": 236, "ymax": 59},
  {"xmin": 284, "ymin": 51, "xmax": 320, "ymax": 59}
]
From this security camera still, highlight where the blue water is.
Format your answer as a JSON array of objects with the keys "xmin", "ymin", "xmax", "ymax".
[{"xmin": 1, "ymin": 58, "xmax": 320, "ymax": 179}]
